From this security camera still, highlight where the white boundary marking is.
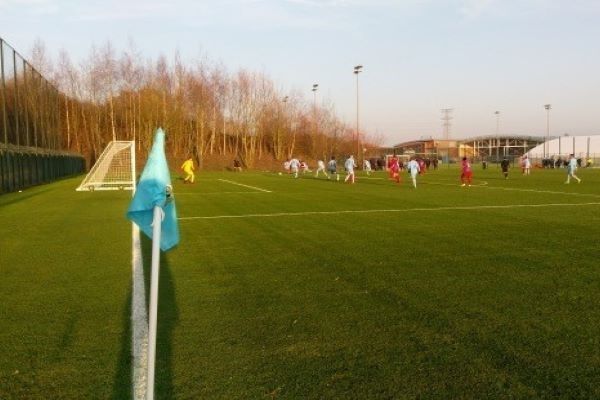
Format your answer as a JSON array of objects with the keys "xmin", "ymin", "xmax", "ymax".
[
  {"xmin": 176, "ymin": 191, "xmax": 268, "ymax": 195},
  {"xmin": 178, "ymin": 202, "xmax": 600, "ymax": 221},
  {"xmin": 425, "ymin": 180, "xmax": 489, "ymax": 187},
  {"xmin": 217, "ymin": 179, "xmax": 272, "ymax": 193},
  {"xmin": 425, "ymin": 179, "xmax": 600, "ymax": 197},
  {"xmin": 131, "ymin": 224, "xmax": 148, "ymax": 400},
  {"xmin": 480, "ymin": 185, "xmax": 600, "ymax": 198}
]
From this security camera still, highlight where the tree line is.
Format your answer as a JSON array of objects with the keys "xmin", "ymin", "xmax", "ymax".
[{"xmin": 29, "ymin": 40, "xmax": 381, "ymax": 169}]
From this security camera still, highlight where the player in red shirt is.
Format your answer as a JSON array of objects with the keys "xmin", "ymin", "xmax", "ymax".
[
  {"xmin": 417, "ymin": 158, "xmax": 426, "ymax": 174},
  {"xmin": 388, "ymin": 155, "xmax": 401, "ymax": 183},
  {"xmin": 461, "ymin": 157, "xmax": 473, "ymax": 187}
]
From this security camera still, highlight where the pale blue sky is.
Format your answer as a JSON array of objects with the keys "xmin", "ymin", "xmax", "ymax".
[{"xmin": 1, "ymin": 0, "xmax": 599, "ymax": 145}]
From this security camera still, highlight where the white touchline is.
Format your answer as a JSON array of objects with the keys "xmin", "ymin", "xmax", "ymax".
[
  {"xmin": 176, "ymin": 191, "xmax": 269, "ymax": 195},
  {"xmin": 426, "ymin": 180, "xmax": 489, "ymax": 187},
  {"xmin": 480, "ymin": 185, "xmax": 600, "ymax": 198},
  {"xmin": 178, "ymin": 202, "xmax": 600, "ymax": 221},
  {"xmin": 217, "ymin": 179, "xmax": 272, "ymax": 193},
  {"xmin": 424, "ymin": 179, "xmax": 600, "ymax": 198},
  {"xmin": 131, "ymin": 224, "xmax": 148, "ymax": 400}
]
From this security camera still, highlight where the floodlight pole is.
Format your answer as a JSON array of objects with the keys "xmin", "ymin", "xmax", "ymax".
[
  {"xmin": 282, "ymin": 96, "xmax": 289, "ymax": 158},
  {"xmin": 544, "ymin": 104, "xmax": 551, "ymax": 158},
  {"xmin": 354, "ymin": 65, "xmax": 363, "ymax": 166},
  {"xmin": 559, "ymin": 134, "xmax": 563, "ymax": 156},
  {"xmin": 146, "ymin": 206, "xmax": 163, "ymax": 400},
  {"xmin": 278, "ymin": 96, "xmax": 288, "ymax": 159},
  {"xmin": 587, "ymin": 136, "xmax": 591, "ymax": 160},
  {"xmin": 312, "ymin": 84, "xmax": 318, "ymax": 152},
  {"xmin": 494, "ymin": 111, "xmax": 500, "ymax": 162},
  {"xmin": 0, "ymin": 39, "xmax": 8, "ymax": 147}
]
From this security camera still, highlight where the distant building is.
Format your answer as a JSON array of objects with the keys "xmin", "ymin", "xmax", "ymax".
[
  {"xmin": 392, "ymin": 135, "xmax": 545, "ymax": 162},
  {"xmin": 527, "ymin": 135, "xmax": 600, "ymax": 159},
  {"xmin": 460, "ymin": 135, "xmax": 545, "ymax": 161},
  {"xmin": 392, "ymin": 139, "xmax": 459, "ymax": 162}
]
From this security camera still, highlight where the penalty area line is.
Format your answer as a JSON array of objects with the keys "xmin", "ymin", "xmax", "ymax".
[
  {"xmin": 217, "ymin": 179, "xmax": 272, "ymax": 193},
  {"xmin": 178, "ymin": 201, "xmax": 600, "ymax": 221}
]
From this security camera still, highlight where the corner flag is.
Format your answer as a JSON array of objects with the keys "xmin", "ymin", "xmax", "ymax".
[
  {"xmin": 126, "ymin": 128, "xmax": 179, "ymax": 400},
  {"xmin": 126, "ymin": 128, "xmax": 179, "ymax": 251}
]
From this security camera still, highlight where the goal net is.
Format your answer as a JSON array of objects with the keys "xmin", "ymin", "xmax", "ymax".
[{"xmin": 76, "ymin": 141, "xmax": 136, "ymax": 191}]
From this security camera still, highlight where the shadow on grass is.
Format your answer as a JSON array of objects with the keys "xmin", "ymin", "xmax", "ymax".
[
  {"xmin": 142, "ymin": 235, "xmax": 179, "ymax": 399},
  {"xmin": 111, "ymin": 234, "xmax": 178, "ymax": 399},
  {"xmin": 0, "ymin": 187, "xmax": 52, "ymax": 207},
  {"xmin": 112, "ymin": 290, "xmax": 132, "ymax": 399}
]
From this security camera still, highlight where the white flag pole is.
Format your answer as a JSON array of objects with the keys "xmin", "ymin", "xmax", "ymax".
[{"xmin": 146, "ymin": 205, "xmax": 163, "ymax": 400}]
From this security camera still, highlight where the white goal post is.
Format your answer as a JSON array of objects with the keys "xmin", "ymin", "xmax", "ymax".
[{"xmin": 76, "ymin": 141, "xmax": 136, "ymax": 191}]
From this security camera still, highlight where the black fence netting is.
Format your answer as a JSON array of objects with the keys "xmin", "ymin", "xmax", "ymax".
[{"xmin": 0, "ymin": 149, "xmax": 84, "ymax": 194}]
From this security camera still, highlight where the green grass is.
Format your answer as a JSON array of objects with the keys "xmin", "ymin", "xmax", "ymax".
[{"xmin": 1, "ymin": 166, "xmax": 600, "ymax": 398}]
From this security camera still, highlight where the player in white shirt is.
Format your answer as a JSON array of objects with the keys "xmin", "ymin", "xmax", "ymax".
[
  {"xmin": 407, "ymin": 158, "xmax": 420, "ymax": 188},
  {"xmin": 300, "ymin": 161, "xmax": 311, "ymax": 174},
  {"xmin": 344, "ymin": 155, "xmax": 357, "ymax": 184},
  {"xmin": 289, "ymin": 158, "xmax": 300, "ymax": 178},
  {"xmin": 522, "ymin": 155, "xmax": 531, "ymax": 175},
  {"xmin": 315, "ymin": 159, "xmax": 329, "ymax": 178},
  {"xmin": 363, "ymin": 159, "xmax": 372, "ymax": 176}
]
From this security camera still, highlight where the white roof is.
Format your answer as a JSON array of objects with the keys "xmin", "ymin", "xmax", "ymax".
[{"xmin": 527, "ymin": 135, "xmax": 600, "ymax": 158}]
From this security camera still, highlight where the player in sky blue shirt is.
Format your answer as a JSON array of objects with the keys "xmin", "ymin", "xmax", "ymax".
[{"xmin": 565, "ymin": 154, "xmax": 581, "ymax": 184}]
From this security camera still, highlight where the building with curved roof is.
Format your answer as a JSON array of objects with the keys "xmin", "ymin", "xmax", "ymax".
[{"xmin": 392, "ymin": 135, "xmax": 546, "ymax": 162}]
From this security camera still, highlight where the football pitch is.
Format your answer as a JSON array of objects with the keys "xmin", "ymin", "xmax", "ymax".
[{"xmin": 1, "ymin": 166, "xmax": 600, "ymax": 399}]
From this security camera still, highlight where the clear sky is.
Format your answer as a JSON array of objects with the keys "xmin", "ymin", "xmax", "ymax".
[{"xmin": 1, "ymin": 0, "xmax": 599, "ymax": 145}]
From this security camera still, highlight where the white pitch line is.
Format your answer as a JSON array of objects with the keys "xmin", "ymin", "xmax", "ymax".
[
  {"xmin": 425, "ymin": 180, "xmax": 489, "ymax": 187},
  {"xmin": 131, "ymin": 224, "xmax": 148, "ymax": 400},
  {"xmin": 479, "ymin": 185, "xmax": 600, "ymax": 198},
  {"xmin": 217, "ymin": 179, "xmax": 272, "ymax": 193},
  {"xmin": 178, "ymin": 202, "xmax": 600, "ymax": 221},
  {"xmin": 424, "ymin": 180, "xmax": 600, "ymax": 198},
  {"xmin": 176, "ymin": 191, "xmax": 268, "ymax": 195}
]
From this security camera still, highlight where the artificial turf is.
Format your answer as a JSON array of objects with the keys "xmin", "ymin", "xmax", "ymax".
[{"xmin": 1, "ymin": 165, "xmax": 599, "ymax": 399}]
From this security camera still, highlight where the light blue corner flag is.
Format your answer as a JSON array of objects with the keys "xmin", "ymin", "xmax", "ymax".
[{"xmin": 127, "ymin": 128, "xmax": 180, "ymax": 251}]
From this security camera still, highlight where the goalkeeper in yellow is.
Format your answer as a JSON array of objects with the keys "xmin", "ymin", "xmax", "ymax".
[{"xmin": 181, "ymin": 156, "xmax": 195, "ymax": 184}]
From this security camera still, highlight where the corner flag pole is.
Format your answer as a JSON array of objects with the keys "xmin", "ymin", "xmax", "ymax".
[
  {"xmin": 146, "ymin": 206, "xmax": 163, "ymax": 400},
  {"xmin": 126, "ymin": 128, "xmax": 179, "ymax": 400}
]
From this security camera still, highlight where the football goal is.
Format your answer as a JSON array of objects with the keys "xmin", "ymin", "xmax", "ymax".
[{"xmin": 76, "ymin": 141, "xmax": 136, "ymax": 191}]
